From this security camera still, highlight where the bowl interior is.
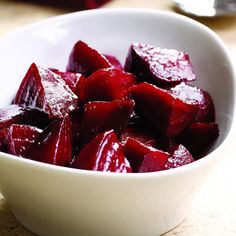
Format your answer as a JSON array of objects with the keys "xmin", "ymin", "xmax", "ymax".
[{"xmin": 0, "ymin": 9, "xmax": 234, "ymax": 155}]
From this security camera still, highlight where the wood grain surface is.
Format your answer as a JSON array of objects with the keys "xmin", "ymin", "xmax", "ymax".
[{"xmin": 0, "ymin": 0, "xmax": 236, "ymax": 235}]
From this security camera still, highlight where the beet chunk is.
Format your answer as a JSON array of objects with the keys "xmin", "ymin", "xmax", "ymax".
[
  {"xmin": 131, "ymin": 82, "xmax": 198, "ymax": 137},
  {"xmin": 0, "ymin": 128, "xmax": 8, "ymax": 151},
  {"xmin": 165, "ymin": 144, "xmax": 194, "ymax": 169},
  {"xmin": 26, "ymin": 116, "xmax": 73, "ymax": 166},
  {"xmin": 71, "ymin": 130, "xmax": 131, "ymax": 173},
  {"xmin": 120, "ymin": 125, "xmax": 158, "ymax": 147},
  {"xmin": 138, "ymin": 151, "xmax": 169, "ymax": 173},
  {"xmin": 81, "ymin": 100, "xmax": 134, "ymax": 144},
  {"xmin": 0, "ymin": 105, "xmax": 50, "ymax": 130},
  {"xmin": 104, "ymin": 54, "xmax": 123, "ymax": 70},
  {"xmin": 80, "ymin": 68, "xmax": 136, "ymax": 103},
  {"xmin": 177, "ymin": 122, "xmax": 219, "ymax": 159},
  {"xmin": 124, "ymin": 43, "xmax": 195, "ymax": 85},
  {"xmin": 66, "ymin": 40, "xmax": 112, "ymax": 76},
  {"xmin": 14, "ymin": 63, "xmax": 78, "ymax": 119},
  {"xmin": 169, "ymin": 83, "xmax": 215, "ymax": 122},
  {"xmin": 49, "ymin": 69, "xmax": 85, "ymax": 97},
  {"xmin": 6, "ymin": 124, "xmax": 42, "ymax": 157},
  {"xmin": 123, "ymin": 137, "xmax": 169, "ymax": 172}
]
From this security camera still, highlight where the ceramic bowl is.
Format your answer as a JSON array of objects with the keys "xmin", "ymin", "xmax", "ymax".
[{"xmin": 0, "ymin": 9, "xmax": 235, "ymax": 236}]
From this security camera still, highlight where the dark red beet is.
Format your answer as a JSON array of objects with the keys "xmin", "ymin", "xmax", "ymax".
[
  {"xmin": 6, "ymin": 124, "xmax": 42, "ymax": 157},
  {"xmin": 71, "ymin": 130, "xmax": 131, "ymax": 173},
  {"xmin": 26, "ymin": 116, "xmax": 73, "ymax": 166},
  {"xmin": 14, "ymin": 63, "xmax": 78, "ymax": 119},
  {"xmin": 120, "ymin": 125, "xmax": 158, "ymax": 147},
  {"xmin": 165, "ymin": 144, "xmax": 194, "ymax": 169},
  {"xmin": 0, "ymin": 128, "xmax": 8, "ymax": 151},
  {"xmin": 124, "ymin": 43, "xmax": 195, "ymax": 85},
  {"xmin": 104, "ymin": 54, "xmax": 123, "ymax": 70},
  {"xmin": 177, "ymin": 122, "xmax": 219, "ymax": 159},
  {"xmin": 131, "ymin": 82, "xmax": 198, "ymax": 137},
  {"xmin": 81, "ymin": 100, "xmax": 134, "ymax": 144},
  {"xmin": 0, "ymin": 105, "xmax": 50, "ymax": 130},
  {"xmin": 66, "ymin": 40, "xmax": 112, "ymax": 76},
  {"xmin": 123, "ymin": 137, "xmax": 160, "ymax": 172},
  {"xmin": 138, "ymin": 151, "xmax": 169, "ymax": 173},
  {"xmin": 169, "ymin": 83, "xmax": 215, "ymax": 122},
  {"xmin": 84, "ymin": 0, "xmax": 111, "ymax": 8},
  {"xmin": 49, "ymin": 68, "xmax": 85, "ymax": 97},
  {"xmin": 80, "ymin": 68, "xmax": 136, "ymax": 103}
]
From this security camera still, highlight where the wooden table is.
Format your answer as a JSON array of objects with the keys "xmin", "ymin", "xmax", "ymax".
[{"xmin": 0, "ymin": 0, "xmax": 236, "ymax": 235}]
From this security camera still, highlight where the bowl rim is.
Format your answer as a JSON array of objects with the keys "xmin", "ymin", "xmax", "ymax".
[{"xmin": 0, "ymin": 8, "xmax": 235, "ymax": 179}]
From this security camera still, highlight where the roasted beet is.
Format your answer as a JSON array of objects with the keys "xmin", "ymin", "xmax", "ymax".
[
  {"xmin": 169, "ymin": 83, "xmax": 215, "ymax": 122},
  {"xmin": 81, "ymin": 100, "xmax": 134, "ymax": 144},
  {"xmin": 84, "ymin": 0, "xmax": 111, "ymax": 8},
  {"xmin": 120, "ymin": 124, "xmax": 158, "ymax": 147},
  {"xmin": 177, "ymin": 122, "xmax": 219, "ymax": 158},
  {"xmin": 104, "ymin": 54, "xmax": 123, "ymax": 70},
  {"xmin": 14, "ymin": 63, "xmax": 78, "ymax": 119},
  {"xmin": 71, "ymin": 130, "xmax": 131, "ymax": 173},
  {"xmin": 123, "ymin": 137, "xmax": 169, "ymax": 172},
  {"xmin": 0, "ymin": 104, "xmax": 50, "ymax": 130},
  {"xmin": 138, "ymin": 151, "xmax": 169, "ymax": 173},
  {"xmin": 6, "ymin": 124, "xmax": 42, "ymax": 157},
  {"xmin": 80, "ymin": 68, "xmax": 136, "ymax": 103},
  {"xmin": 49, "ymin": 69, "xmax": 85, "ymax": 97},
  {"xmin": 131, "ymin": 82, "xmax": 198, "ymax": 137},
  {"xmin": 26, "ymin": 116, "xmax": 73, "ymax": 166},
  {"xmin": 66, "ymin": 40, "xmax": 112, "ymax": 76},
  {"xmin": 0, "ymin": 128, "xmax": 8, "ymax": 151},
  {"xmin": 165, "ymin": 144, "xmax": 194, "ymax": 169},
  {"xmin": 124, "ymin": 43, "xmax": 195, "ymax": 85}
]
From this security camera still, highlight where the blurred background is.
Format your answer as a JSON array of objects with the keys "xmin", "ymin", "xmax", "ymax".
[{"xmin": 0, "ymin": 0, "xmax": 236, "ymax": 235}]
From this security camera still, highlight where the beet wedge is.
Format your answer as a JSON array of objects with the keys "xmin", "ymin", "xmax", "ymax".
[
  {"xmin": 124, "ymin": 43, "xmax": 195, "ymax": 85},
  {"xmin": 6, "ymin": 124, "xmax": 42, "ymax": 157},
  {"xmin": 81, "ymin": 100, "xmax": 135, "ymax": 144},
  {"xmin": 80, "ymin": 68, "xmax": 136, "ymax": 103},
  {"xmin": 131, "ymin": 82, "xmax": 198, "ymax": 137},
  {"xmin": 66, "ymin": 40, "xmax": 112, "ymax": 76},
  {"xmin": 0, "ymin": 104, "xmax": 49, "ymax": 130},
  {"xmin": 123, "ymin": 137, "xmax": 169, "ymax": 172},
  {"xmin": 165, "ymin": 144, "xmax": 194, "ymax": 169},
  {"xmin": 26, "ymin": 116, "xmax": 73, "ymax": 166},
  {"xmin": 0, "ymin": 128, "xmax": 8, "ymax": 152},
  {"xmin": 49, "ymin": 68, "xmax": 85, "ymax": 97},
  {"xmin": 71, "ymin": 130, "xmax": 131, "ymax": 173},
  {"xmin": 14, "ymin": 63, "xmax": 78, "ymax": 119},
  {"xmin": 169, "ymin": 83, "xmax": 215, "ymax": 122},
  {"xmin": 104, "ymin": 54, "xmax": 123, "ymax": 70},
  {"xmin": 177, "ymin": 122, "xmax": 219, "ymax": 159}
]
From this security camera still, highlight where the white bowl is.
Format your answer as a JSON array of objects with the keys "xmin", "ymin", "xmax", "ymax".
[{"xmin": 0, "ymin": 9, "xmax": 235, "ymax": 236}]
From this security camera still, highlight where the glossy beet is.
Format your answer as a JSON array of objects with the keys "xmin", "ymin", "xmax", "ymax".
[
  {"xmin": 120, "ymin": 124, "xmax": 158, "ymax": 147},
  {"xmin": 6, "ymin": 124, "xmax": 42, "ymax": 157},
  {"xmin": 50, "ymin": 68, "xmax": 85, "ymax": 97},
  {"xmin": 0, "ymin": 104, "xmax": 49, "ymax": 129},
  {"xmin": 138, "ymin": 151, "xmax": 169, "ymax": 173},
  {"xmin": 71, "ymin": 130, "xmax": 131, "ymax": 173},
  {"xmin": 80, "ymin": 68, "xmax": 136, "ymax": 103},
  {"xmin": 131, "ymin": 82, "xmax": 198, "ymax": 137},
  {"xmin": 125, "ymin": 43, "xmax": 195, "ymax": 85},
  {"xmin": 170, "ymin": 83, "xmax": 215, "ymax": 122},
  {"xmin": 104, "ymin": 54, "xmax": 123, "ymax": 70},
  {"xmin": 26, "ymin": 116, "xmax": 73, "ymax": 166},
  {"xmin": 14, "ymin": 63, "xmax": 78, "ymax": 119},
  {"xmin": 66, "ymin": 40, "xmax": 112, "ymax": 76},
  {"xmin": 123, "ymin": 137, "xmax": 170, "ymax": 172},
  {"xmin": 165, "ymin": 144, "xmax": 194, "ymax": 169},
  {"xmin": 81, "ymin": 100, "xmax": 135, "ymax": 144},
  {"xmin": 177, "ymin": 122, "xmax": 219, "ymax": 158}
]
